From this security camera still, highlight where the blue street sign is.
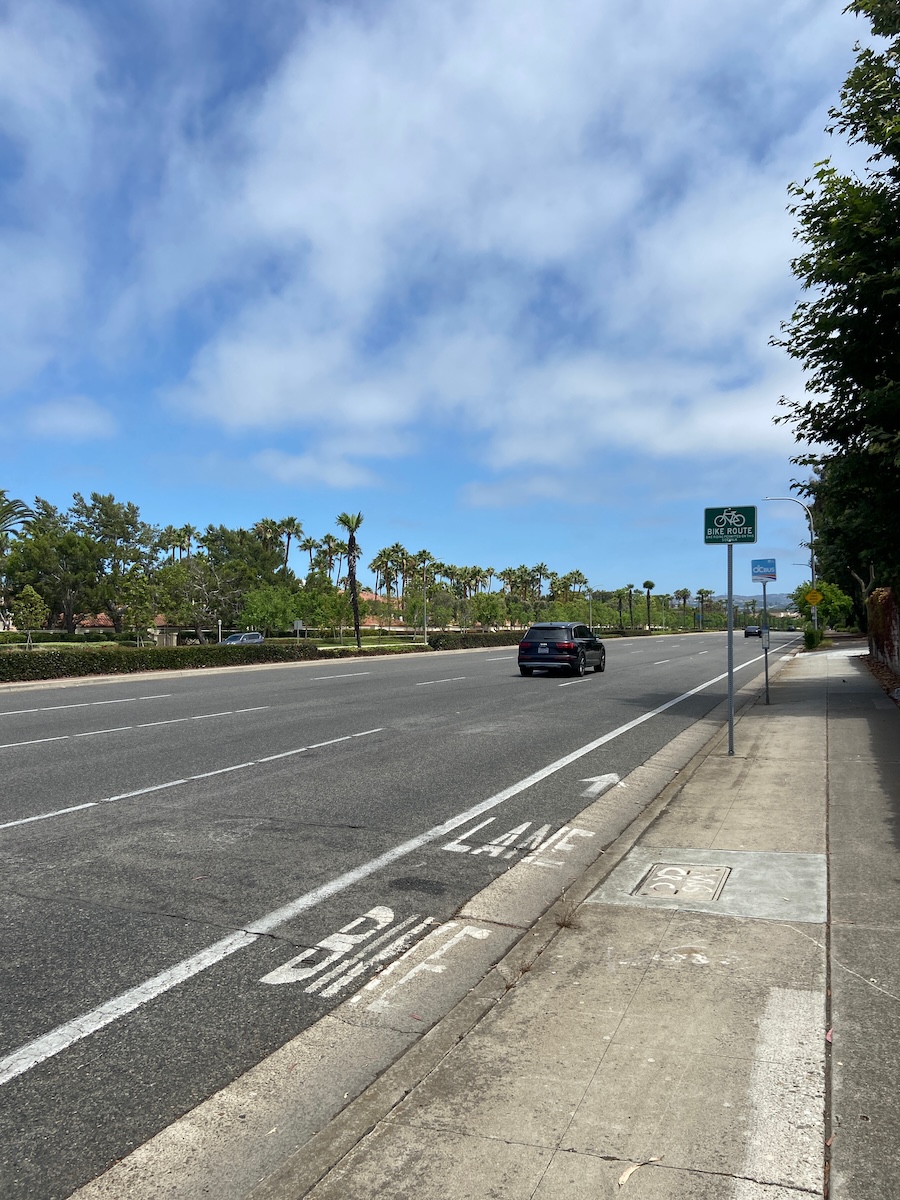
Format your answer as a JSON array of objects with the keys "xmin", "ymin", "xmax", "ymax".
[{"xmin": 751, "ymin": 558, "xmax": 776, "ymax": 582}]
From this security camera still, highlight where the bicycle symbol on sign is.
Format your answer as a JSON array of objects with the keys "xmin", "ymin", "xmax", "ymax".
[{"xmin": 714, "ymin": 508, "xmax": 746, "ymax": 529}]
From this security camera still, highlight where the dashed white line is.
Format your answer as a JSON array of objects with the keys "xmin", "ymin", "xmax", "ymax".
[
  {"xmin": 485, "ymin": 656, "xmax": 515, "ymax": 661},
  {"xmin": 0, "ymin": 706, "xmax": 271, "ymax": 751},
  {"xmin": 417, "ymin": 677, "xmax": 466, "ymax": 686},
  {"xmin": 312, "ymin": 672, "xmax": 371, "ymax": 680},
  {"xmin": 557, "ymin": 677, "xmax": 589, "ymax": 687},
  {"xmin": 653, "ymin": 659, "xmax": 670, "ymax": 665},
  {"xmin": 0, "ymin": 694, "xmax": 172, "ymax": 718},
  {"xmin": 0, "ymin": 729, "xmax": 384, "ymax": 831}
]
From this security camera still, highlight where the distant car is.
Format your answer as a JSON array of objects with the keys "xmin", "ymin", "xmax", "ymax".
[
  {"xmin": 518, "ymin": 622, "xmax": 606, "ymax": 676},
  {"xmin": 223, "ymin": 632, "xmax": 265, "ymax": 644},
  {"xmin": 744, "ymin": 626, "xmax": 763, "ymax": 638}
]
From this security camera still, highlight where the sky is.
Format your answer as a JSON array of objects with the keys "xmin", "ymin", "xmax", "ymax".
[{"xmin": 0, "ymin": 0, "xmax": 871, "ymax": 597}]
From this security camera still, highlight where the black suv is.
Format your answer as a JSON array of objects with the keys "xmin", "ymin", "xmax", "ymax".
[{"xmin": 518, "ymin": 622, "xmax": 606, "ymax": 677}]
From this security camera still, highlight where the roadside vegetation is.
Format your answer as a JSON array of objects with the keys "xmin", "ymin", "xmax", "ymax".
[
  {"xmin": 0, "ymin": 489, "xmax": 804, "ymax": 668},
  {"xmin": 775, "ymin": 0, "xmax": 900, "ymax": 638}
]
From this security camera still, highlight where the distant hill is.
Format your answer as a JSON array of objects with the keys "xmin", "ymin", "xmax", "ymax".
[{"xmin": 717, "ymin": 593, "xmax": 795, "ymax": 610}]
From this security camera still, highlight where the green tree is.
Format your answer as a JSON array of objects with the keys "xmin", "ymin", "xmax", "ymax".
[
  {"xmin": 11, "ymin": 584, "xmax": 50, "ymax": 644},
  {"xmin": 774, "ymin": 1, "xmax": 900, "ymax": 595},
  {"xmin": 336, "ymin": 511, "xmax": 364, "ymax": 649},
  {"xmin": 674, "ymin": 588, "xmax": 692, "ymax": 629},
  {"xmin": 5, "ymin": 500, "xmax": 102, "ymax": 633},
  {"xmin": 790, "ymin": 580, "xmax": 854, "ymax": 629},
  {"xmin": 471, "ymin": 591, "xmax": 507, "ymax": 628},
  {"xmin": 642, "ymin": 580, "xmax": 655, "ymax": 630},
  {"xmin": 696, "ymin": 588, "xmax": 715, "ymax": 630},
  {"xmin": 240, "ymin": 585, "xmax": 299, "ymax": 635},
  {"xmin": 279, "ymin": 516, "xmax": 304, "ymax": 573},
  {"xmin": 70, "ymin": 492, "xmax": 157, "ymax": 632}
]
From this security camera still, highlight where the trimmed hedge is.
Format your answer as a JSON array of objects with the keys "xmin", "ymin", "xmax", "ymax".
[
  {"xmin": 0, "ymin": 630, "xmax": 127, "ymax": 645},
  {"xmin": 0, "ymin": 641, "xmax": 429, "ymax": 683},
  {"xmin": 427, "ymin": 631, "xmax": 525, "ymax": 650}
]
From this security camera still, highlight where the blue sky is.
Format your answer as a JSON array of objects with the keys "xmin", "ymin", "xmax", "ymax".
[{"xmin": 0, "ymin": 0, "xmax": 867, "ymax": 596}]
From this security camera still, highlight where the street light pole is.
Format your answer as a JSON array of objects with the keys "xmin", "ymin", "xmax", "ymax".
[{"xmin": 763, "ymin": 496, "xmax": 818, "ymax": 630}]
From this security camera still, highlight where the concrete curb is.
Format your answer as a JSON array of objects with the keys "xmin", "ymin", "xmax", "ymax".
[{"xmin": 248, "ymin": 650, "xmax": 800, "ymax": 1199}]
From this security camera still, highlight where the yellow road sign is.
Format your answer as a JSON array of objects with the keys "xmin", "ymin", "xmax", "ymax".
[{"xmin": 805, "ymin": 589, "xmax": 823, "ymax": 605}]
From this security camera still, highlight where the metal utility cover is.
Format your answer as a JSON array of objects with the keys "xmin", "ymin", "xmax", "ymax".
[
  {"xmin": 589, "ymin": 847, "xmax": 826, "ymax": 923},
  {"xmin": 634, "ymin": 863, "xmax": 730, "ymax": 901}
]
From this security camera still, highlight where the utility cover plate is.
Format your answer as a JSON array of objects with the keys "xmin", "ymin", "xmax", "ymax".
[
  {"xmin": 634, "ymin": 864, "xmax": 730, "ymax": 901},
  {"xmin": 589, "ymin": 847, "xmax": 826, "ymax": 923}
]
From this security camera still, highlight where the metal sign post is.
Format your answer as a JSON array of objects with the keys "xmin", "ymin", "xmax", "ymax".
[
  {"xmin": 751, "ymin": 558, "xmax": 776, "ymax": 705},
  {"xmin": 705, "ymin": 507, "xmax": 758, "ymax": 755}
]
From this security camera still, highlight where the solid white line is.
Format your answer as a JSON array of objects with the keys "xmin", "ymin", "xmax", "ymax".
[
  {"xmin": 416, "ymin": 677, "xmax": 466, "ymax": 686},
  {"xmin": 0, "ymin": 661, "xmax": 764, "ymax": 1086},
  {"xmin": 311, "ymin": 672, "xmax": 371, "ymax": 680},
  {"xmin": 0, "ymin": 930, "xmax": 259, "ymax": 1086}
]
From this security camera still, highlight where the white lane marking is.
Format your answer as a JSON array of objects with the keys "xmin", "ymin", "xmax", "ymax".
[
  {"xmin": 653, "ymin": 659, "xmax": 670, "ymax": 665},
  {"xmin": 0, "ymin": 659, "xmax": 766, "ymax": 1084},
  {"xmin": 0, "ymin": 802, "xmax": 100, "ymax": 830},
  {"xmin": 416, "ymin": 677, "xmax": 466, "ymax": 686},
  {"xmin": 579, "ymin": 773, "xmax": 620, "ymax": 799},
  {"xmin": 311, "ymin": 672, "xmax": 371, "ymax": 680},
  {"xmin": 558, "ymin": 677, "xmax": 588, "ymax": 687},
  {"xmin": 0, "ymin": 930, "xmax": 258, "ymax": 1087},
  {"xmin": 484, "ymin": 656, "xmax": 515, "ymax": 661},
  {"xmin": 699, "ymin": 651, "xmax": 709, "ymax": 654},
  {"xmin": 0, "ymin": 729, "xmax": 384, "ymax": 830},
  {"xmin": 0, "ymin": 735, "xmax": 70, "ymax": 750},
  {"xmin": 0, "ymin": 707, "xmax": 271, "ymax": 750},
  {"xmin": 0, "ymin": 694, "xmax": 172, "ymax": 718},
  {"xmin": 74, "ymin": 726, "xmax": 133, "ymax": 738}
]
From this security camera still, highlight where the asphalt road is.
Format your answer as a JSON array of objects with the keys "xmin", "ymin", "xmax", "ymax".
[{"xmin": 0, "ymin": 632, "xmax": 795, "ymax": 1199}]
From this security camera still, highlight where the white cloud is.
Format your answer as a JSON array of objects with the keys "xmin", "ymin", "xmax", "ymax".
[
  {"xmin": 0, "ymin": 2, "xmax": 105, "ymax": 397},
  {"xmin": 135, "ymin": 0, "xmax": 856, "ymax": 487},
  {"xmin": 252, "ymin": 448, "xmax": 379, "ymax": 490},
  {"xmin": 23, "ymin": 397, "xmax": 117, "ymax": 440},
  {"xmin": 0, "ymin": 0, "xmax": 865, "ymax": 502}
]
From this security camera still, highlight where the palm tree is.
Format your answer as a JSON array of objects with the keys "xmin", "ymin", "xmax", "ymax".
[
  {"xmin": 643, "ymin": 581, "xmax": 655, "ymax": 631},
  {"xmin": 319, "ymin": 533, "xmax": 341, "ymax": 580},
  {"xmin": 179, "ymin": 523, "xmax": 200, "ymax": 559},
  {"xmin": 159, "ymin": 525, "xmax": 180, "ymax": 563},
  {"xmin": 252, "ymin": 518, "xmax": 281, "ymax": 552},
  {"xmin": 674, "ymin": 588, "xmax": 692, "ymax": 629},
  {"xmin": 696, "ymin": 588, "xmax": 714, "ymax": 630},
  {"xmin": 626, "ymin": 584, "xmax": 635, "ymax": 629},
  {"xmin": 336, "ymin": 512, "xmax": 364, "ymax": 648},
  {"xmin": 0, "ymin": 491, "xmax": 33, "ymax": 625},
  {"xmin": 279, "ymin": 517, "xmax": 303, "ymax": 572},
  {"xmin": 532, "ymin": 562, "xmax": 549, "ymax": 602},
  {"xmin": 299, "ymin": 536, "xmax": 319, "ymax": 571},
  {"xmin": 0, "ymin": 490, "xmax": 34, "ymax": 536}
]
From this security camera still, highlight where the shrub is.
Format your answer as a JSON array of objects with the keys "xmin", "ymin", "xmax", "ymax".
[
  {"xmin": 803, "ymin": 627, "xmax": 824, "ymax": 650},
  {"xmin": 0, "ymin": 640, "xmax": 430, "ymax": 683},
  {"xmin": 428, "ymin": 630, "xmax": 525, "ymax": 650}
]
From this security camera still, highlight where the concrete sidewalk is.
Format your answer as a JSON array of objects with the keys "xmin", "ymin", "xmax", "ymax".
[{"xmin": 252, "ymin": 644, "xmax": 899, "ymax": 1199}]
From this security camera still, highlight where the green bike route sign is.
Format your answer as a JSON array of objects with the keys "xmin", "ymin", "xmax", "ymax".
[{"xmin": 704, "ymin": 506, "xmax": 757, "ymax": 545}]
